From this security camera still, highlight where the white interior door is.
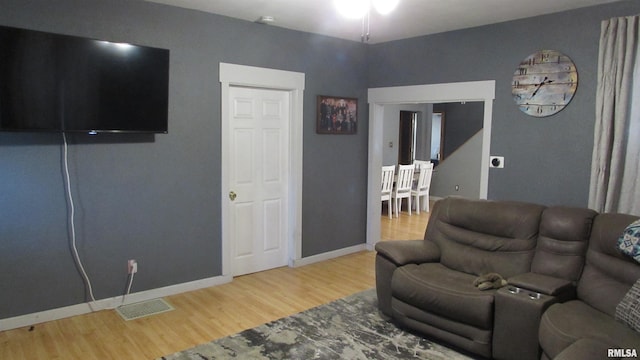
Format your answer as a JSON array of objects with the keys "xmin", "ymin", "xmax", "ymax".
[{"xmin": 228, "ymin": 86, "xmax": 289, "ymax": 276}]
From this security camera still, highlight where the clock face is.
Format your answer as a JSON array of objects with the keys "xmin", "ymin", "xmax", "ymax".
[{"xmin": 512, "ymin": 50, "xmax": 578, "ymax": 117}]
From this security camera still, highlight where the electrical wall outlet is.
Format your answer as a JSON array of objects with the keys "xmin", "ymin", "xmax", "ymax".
[{"xmin": 128, "ymin": 259, "xmax": 138, "ymax": 274}]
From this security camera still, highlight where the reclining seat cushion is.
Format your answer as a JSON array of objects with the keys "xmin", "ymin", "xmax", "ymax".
[
  {"xmin": 553, "ymin": 338, "xmax": 618, "ymax": 360},
  {"xmin": 532, "ymin": 206, "xmax": 597, "ymax": 281},
  {"xmin": 429, "ymin": 198, "xmax": 545, "ymax": 277},
  {"xmin": 391, "ymin": 262, "xmax": 495, "ymax": 330},
  {"xmin": 539, "ymin": 300, "xmax": 640, "ymax": 359},
  {"xmin": 577, "ymin": 213, "xmax": 640, "ymax": 316},
  {"xmin": 539, "ymin": 213, "xmax": 640, "ymax": 359}
]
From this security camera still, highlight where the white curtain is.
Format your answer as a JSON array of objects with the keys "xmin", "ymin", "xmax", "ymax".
[{"xmin": 589, "ymin": 15, "xmax": 640, "ymax": 215}]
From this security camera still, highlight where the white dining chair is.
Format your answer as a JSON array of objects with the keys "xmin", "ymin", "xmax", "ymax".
[
  {"xmin": 381, "ymin": 165, "xmax": 395, "ymax": 219},
  {"xmin": 393, "ymin": 164, "xmax": 415, "ymax": 217},
  {"xmin": 413, "ymin": 160, "xmax": 431, "ymax": 172},
  {"xmin": 411, "ymin": 162, "xmax": 434, "ymax": 214}
]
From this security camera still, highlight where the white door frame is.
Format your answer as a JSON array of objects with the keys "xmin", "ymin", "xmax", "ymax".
[
  {"xmin": 366, "ymin": 81, "xmax": 495, "ymax": 249},
  {"xmin": 220, "ymin": 63, "xmax": 305, "ymax": 277}
]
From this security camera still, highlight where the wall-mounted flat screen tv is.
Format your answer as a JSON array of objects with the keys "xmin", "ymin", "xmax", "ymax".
[{"xmin": 0, "ymin": 25, "xmax": 169, "ymax": 134}]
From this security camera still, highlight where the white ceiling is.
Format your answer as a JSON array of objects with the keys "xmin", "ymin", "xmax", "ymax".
[{"xmin": 144, "ymin": 0, "xmax": 622, "ymax": 43}]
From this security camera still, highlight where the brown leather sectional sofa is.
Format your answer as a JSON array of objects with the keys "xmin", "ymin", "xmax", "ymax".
[{"xmin": 375, "ymin": 197, "xmax": 640, "ymax": 359}]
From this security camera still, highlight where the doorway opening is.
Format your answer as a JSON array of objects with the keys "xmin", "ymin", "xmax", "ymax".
[
  {"xmin": 366, "ymin": 81, "xmax": 495, "ymax": 249},
  {"xmin": 431, "ymin": 111, "xmax": 444, "ymax": 163},
  {"xmin": 398, "ymin": 111, "xmax": 418, "ymax": 165}
]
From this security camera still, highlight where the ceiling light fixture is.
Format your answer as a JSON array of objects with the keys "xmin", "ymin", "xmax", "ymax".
[
  {"xmin": 335, "ymin": 0, "xmax": 369, "ymax": 19},
  {"xmin": 372, "ymin": 0, "xmax": 399, "ymax": 15},
  {"xmin": 334, "ymin": 0, "xmax": 399, "ymax": 42}
]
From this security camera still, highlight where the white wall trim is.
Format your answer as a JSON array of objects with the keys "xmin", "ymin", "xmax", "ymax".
[
  {"xmin": 291, "ymin": 244, "xmax": 368, "ymax": 267},
  {"xmin": 366, "ymin": 80, "xmax": 495, "ymax": 249},
  {"xmin": 0, "ymin": 274, "xmax": 231, "ymax": 332},
  {"xmin": 219, "ymin": 63, "xmax": 305, "ymax": 277}
]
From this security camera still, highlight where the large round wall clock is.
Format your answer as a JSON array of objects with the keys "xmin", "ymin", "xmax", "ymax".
[{"xmin": 512, "ymin": 49, "xmax": 578, "ymax": 117}]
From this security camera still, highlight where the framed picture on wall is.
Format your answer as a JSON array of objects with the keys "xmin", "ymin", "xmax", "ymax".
[{"xmin": 316, "ymin": 95, "xmax": 358, "ymax": 134}]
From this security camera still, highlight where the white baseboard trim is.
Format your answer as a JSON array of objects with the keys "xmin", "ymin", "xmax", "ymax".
[
  {"xmin": 290, "ymin": 243, "xmax": 367, "ymax": 268},
  {"xmin": 0, "ymin": 274, "xmax": 232, "ymax": 332},
  {"xmin": 3, "ymin": 244, "xmax": 372, "ymax": 331}
]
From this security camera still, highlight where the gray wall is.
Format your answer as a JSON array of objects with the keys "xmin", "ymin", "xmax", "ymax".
[
  {"xmin": 2, "ymin": 0, "xmax": 640, "ymax": 320},
  {"xmin": 0, "ymin": 0, "xmax": 368, "ymax": 318},
  {"xmin": 368, "ymin": 0, "xmax": 640, "ymax": 207},
  {"xmin": 433, "ymin": 102, "xmax": 484, "ymax": 159},
  {"xmin": 430, "ymin": 131, "xmax": 483, "ymax": 199}
]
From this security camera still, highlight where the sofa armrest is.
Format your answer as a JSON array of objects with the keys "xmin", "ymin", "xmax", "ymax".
[
  {"xmin": 375, "ymin": 239, "xmax": 440, "ymax": 266},
  {"xmin": 375, "ymin": 239, "xmax": 440, "ymax": 317},
  {"xmin": 508, "ymin": 272, "xmax": 575, "ymax": 300}
]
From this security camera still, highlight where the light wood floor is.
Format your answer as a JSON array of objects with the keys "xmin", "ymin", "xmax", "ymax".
[
  {"xmin": 381, "ymin": 202, "xmax": 431, "ymax": 241},
  {"xmin": 0, "ymin": 208, "xmax": 430, "ymax": 359}
]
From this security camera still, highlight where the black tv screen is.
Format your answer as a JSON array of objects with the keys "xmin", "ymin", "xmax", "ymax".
[{"xmin": 0, "ymin": 25, "xmax": 169, "ymax": 134}]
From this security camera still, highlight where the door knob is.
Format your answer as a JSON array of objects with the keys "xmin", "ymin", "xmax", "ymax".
[{"xmin": 229, "ymin": 191, "xmax": 237, "ymax": 201}]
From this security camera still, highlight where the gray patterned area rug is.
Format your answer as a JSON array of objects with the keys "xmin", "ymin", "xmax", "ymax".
[{"xmin": 159, "ymin": 289, "xmax": 473, "ymax": 359}]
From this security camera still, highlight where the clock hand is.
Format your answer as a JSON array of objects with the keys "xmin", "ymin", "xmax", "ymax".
[{"xmin": 530, "ymin": 77, "xmax": 553, "ymax": 99}]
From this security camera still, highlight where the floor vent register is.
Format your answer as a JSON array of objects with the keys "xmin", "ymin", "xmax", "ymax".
[{"xmin": 116, "ymin": 298, "xmax": 174, "ymax": 321}]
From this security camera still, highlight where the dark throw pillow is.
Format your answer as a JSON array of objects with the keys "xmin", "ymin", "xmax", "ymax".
[{"xmin": 617, "ymin": 219, "xmax": 640, "ymax": 264}]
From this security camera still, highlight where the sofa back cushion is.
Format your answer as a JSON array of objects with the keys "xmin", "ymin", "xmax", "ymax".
[
  {"xmin": 577, "ymin": 213, "xmax": 640, "ymax": 316},
  {"xmin": 531, "ymin": 207, "xmax": 597, "ymax": 282},
  {"xmin": 427, "ymin": 197, "xmax": 545, "ymax": 277}
]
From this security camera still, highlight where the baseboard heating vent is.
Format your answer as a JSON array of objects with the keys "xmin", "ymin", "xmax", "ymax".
[{"xmin": 116, "ymin": 298, "xmax": 174, "ymax": 321}]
